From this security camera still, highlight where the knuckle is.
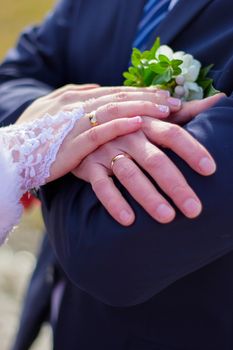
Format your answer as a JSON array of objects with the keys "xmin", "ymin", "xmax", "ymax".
[
  {"xmin": 87, "ymin": 127, "xmax": 99, "ymax": 143},
  {"xmin": 92, "ymin": 177, "xmax": 109, "ymax": 193},
  {"xmin": 116, "ymin": 92, "xmax": 128, "ymax": 101},
  {"xmin": 139, "ymin": 100, "xmax": 149, "ymax": 109},
  {"xmin": 166, "ymin": 124, "xmax": 183, "ymax": 140},
  {"xmin": 116, "ymin": 163, "xmax": 137, "ymax": 182},
  {"xmin": 109, "ymin": 87, "xmax": 118, "ymax": 94},
  {"xmin": 64, "ymin": 84, "xmax": 76, "ymax": 90},
  {"xmin": 111, "ymin": 119, "xmax": 122, "ymax": 133},
  {"xmin": 105, "ymin": 102, "xmax": 120, "ymax": 117},
  {"xmin": 59, "ymin": 91, "xmax": 75, "ymax": 104},
  {"xmin": 141, "ymin": 192, "xmax": 157, "ymax": 206},
  {"xmin": 169, "ymin": 182, "xmax": 188, "ymax": 197},
  {"xmin": 144, "ymin": 152, "xmax": 166, "ymax": 169}
]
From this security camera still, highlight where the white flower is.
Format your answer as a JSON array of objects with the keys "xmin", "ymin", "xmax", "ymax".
[
  {"xmin": 172, "ymin": 51, "xmax": 202, "ymax": 100},
  {"xmin": 153, "ymin": 44, "xmax": 203, "ymax": 100},
  {"xmin": 183, "ymin": 82, "xmax": 204, "ymax": 101},
  {"xmin": 155, "ymin": 45, "xmax": 174, "ymax": 60},
  {"xmin": 173, "ymin": 51, "xmax": 201, "ymax": 82},
  {"xmin": 172, "ymin": 51, "xmax": 185, "ymax": 60}
]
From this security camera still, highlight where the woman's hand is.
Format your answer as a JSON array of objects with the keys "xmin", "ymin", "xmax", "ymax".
[
  {"xmin": 16, "ymin": 84, "xmax": 184, "ymax": 186},
  {"xmin": 47, "ymin": 116, "xmax": 143, "ymax": 183},
  {"xmin": 16, "ymin": 84, "xmax": 182, "ymax": 125}
]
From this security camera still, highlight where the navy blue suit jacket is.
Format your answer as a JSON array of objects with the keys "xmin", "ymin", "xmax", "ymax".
[{"xmin": 1, "ymin": 0, "xmax": 233, "ymax": 349}]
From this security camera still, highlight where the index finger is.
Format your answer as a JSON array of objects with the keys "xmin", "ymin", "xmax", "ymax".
[
  {"xmin": 143, "ymin": 117, "xmax": 216, "ymax": 176},
  {"xmin": 49, "ymin": 117, "xmax": 143, "ymax": 180},
  {"xmin": 75, "ymin": 86, "xmax": 161, "ymax": 101}
]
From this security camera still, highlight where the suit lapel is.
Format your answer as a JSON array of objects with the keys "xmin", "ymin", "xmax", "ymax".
[{"xmin": 147, "ymin": 0, "xmax": 214, "ymax": 46}]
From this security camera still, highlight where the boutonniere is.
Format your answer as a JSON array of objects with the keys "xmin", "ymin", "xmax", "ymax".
[{"xmin": 123, "ymin": 38, "xmax": 219, "ymax": 101}]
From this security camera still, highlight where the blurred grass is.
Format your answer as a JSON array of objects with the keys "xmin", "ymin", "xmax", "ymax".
[
  {"xmin": 0, "ymin": 0, "xmax": 55, "ymax": 59},
  {"xmin": 0, "ymin": 2, "xmax": 56, "ymax": 349}
]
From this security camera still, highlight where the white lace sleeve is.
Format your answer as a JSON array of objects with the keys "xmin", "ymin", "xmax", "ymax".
[{"xmin": 0, "ymin": 107, "xmax": 84, "ymax": 244}]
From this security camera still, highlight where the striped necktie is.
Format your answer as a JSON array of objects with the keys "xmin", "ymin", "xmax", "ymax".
[{"xmin": 133, "ymin": 0, "xmax": 171, "ymax": 51}]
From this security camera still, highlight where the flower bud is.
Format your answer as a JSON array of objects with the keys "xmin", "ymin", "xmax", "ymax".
[
  {"xmin": 174, "ymin": 85, "xmax": 185, "ymax": 97},
  {"xmin": 175, "ymin": 75, "xmax": 185, "ymax": 85}
]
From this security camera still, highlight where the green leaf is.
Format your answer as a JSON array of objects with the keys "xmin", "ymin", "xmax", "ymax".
[
  {"xmin": 141, "ymin": 50, "xmax": 152, "ymax": 60},
  {"xmin": 150, "ymin": 37, "xmax": 161, "ymax": 57},
  {"xmin": 207, "ymin": 84, "xmax": 220, "ymax": 96},
  {"xmin": 143, "ymin": 69, "xmax": 156, "ymax": 86},
  {"xmin": 173, "ymin": 67, "xmax": 182, "ymax": 76},
  {"xmin": 131, "ymin": 48, "xmax": 142, "ymax": 67},
  {"xmin": 197, "ymin": 72, "xmax": 220, "ymax": 97},
  {"xmin": 159, "ymin": 61, "xmax": 169, "ymax": 68},
  {"xmin": 171, "ymin": 59, "xmax": 183, "ymax": 68},
  {"xmin": 199, "ymin": 64, "xmax": 214, "ymax": 79},
  {"xmin": 129, "ymin": 66, "xmax": 137, "ymax": 74},
  {"xmin": 198, "ymin": 79, "xmax": 211, "ymax": 90},
  {"xmin": 152, "ymin": 68, "xmax": 172, "ymax": 85},
  {"xmin": 149, "ymin": 63, "xmax": 166, "ymax": 74},
  {"xmin": 123, "ymin": 72, "xmax": 137, "ymax": 81},
  {"xmin": 158, "ymin": 54, "xmax": 170, "ymax": 63},
  {"xmin": 124, "ymin": 79, "xmax": 133, "ymax": 86}
]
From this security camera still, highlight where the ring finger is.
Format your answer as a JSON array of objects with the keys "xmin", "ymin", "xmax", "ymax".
[
  {"xmin": 110, "ymin": 154, "xmax": 176, "ymax": 223},
  {"xmin": 75, "ymin": 100, "xmax": 171, "ymax": 134}
]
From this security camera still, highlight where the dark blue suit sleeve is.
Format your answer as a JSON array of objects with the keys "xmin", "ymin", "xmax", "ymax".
[
  {"xmin": 41, "ymin": 94, "xmax": 233, "ymax": 307},
  {"xmin": 0, "ymin": 0, "xmax": 73, "ymax": 125}
]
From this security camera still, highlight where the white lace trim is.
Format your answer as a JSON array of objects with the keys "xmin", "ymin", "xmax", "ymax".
[
  {"xmin": 0, "ymin": 107, "xmax": 84, "ymax": 243},
  {"xmin": 0, "ymin": 141, "xmax": 23, "ymax": 244}
]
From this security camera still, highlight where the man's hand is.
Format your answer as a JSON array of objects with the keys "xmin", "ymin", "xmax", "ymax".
[
  {"xmin": 73, "ymin": 94, "xmax": 224, "ymax": 226},
  {"xmin": 73, "ymin": 123, "xmax": 215, "ymax": 225}
]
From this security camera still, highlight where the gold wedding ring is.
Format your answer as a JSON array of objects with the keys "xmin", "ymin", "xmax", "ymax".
[
  {"xmin": 87, "ymin": 111, "xmax": 98, "ymax": 127},
  {"xmin": 110, "ymin": 153, "xmax": 132, "ymax": 170}
]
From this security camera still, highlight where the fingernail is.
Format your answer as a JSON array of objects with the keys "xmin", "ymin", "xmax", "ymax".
[
  {"xmin": 120, "ymin": 210, "xmax": 133, "ymax": 224},
  {"xmin": 167, "ymin": 97, "xmax": 182, "ymax": 107},
  {"xmin": 156, "ymin": 104, "xmax": 169, "ymax": 113},
  {"xmin": 131, "ymin": 116, "xmax": 142, "ymax": 124},
  {"xmin": 156, "ymin": 90, "xmax": 170, "ymax": 97},
  {"xmin": 156, "ymin": 204, "xmax": 175, "ymax": 221},
  {"xmin": 199, "ymin": 157, "xmax": 216, "ymax": 175},
  {"xmin": 183, "ymin": 198, "xmax": 202, "ymax": 218}
]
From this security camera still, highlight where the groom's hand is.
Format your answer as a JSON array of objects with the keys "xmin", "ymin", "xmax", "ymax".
[
  {"xmin": 72, "ymin": 123, "xmax": 215, "ymax": 226},
  {"xmin": 72, "ymin": 94, "xmax": 224, "ymax": 226}
]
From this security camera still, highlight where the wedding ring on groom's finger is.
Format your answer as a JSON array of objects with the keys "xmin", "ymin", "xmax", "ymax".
[
  {"xmin": 110, "ymin": 153, "xmax": 133, "ymax": 170},
  {"xmin": 86, "ymin": 111, "xmax": 99, "ymax": 127}
]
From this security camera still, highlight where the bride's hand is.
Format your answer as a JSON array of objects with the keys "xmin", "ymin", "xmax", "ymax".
[
  {"xmin": 17, "ymin": 84, "xmax": 181, "ymax": 125},
  {"xmin": 14, "ymin": 84, "xmax": 182, "ymax": 189},
  {"xmin": 47, "ymin": 116, "xmax": 143, "ymax": 183}
]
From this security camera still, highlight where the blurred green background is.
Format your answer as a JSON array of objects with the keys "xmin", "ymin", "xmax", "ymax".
[{"xmin": 0, "ymin": 1, "xmax": 55, "ymax": 349}]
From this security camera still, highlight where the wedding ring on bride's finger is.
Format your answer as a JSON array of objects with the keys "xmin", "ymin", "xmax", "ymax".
[
  {"xmin": 110, "ymin": 153, "xmax": 133, "ymax": 170},
  {"xmin": 86, "ymin": 111, "xmax": 99, "ymax": 127}
]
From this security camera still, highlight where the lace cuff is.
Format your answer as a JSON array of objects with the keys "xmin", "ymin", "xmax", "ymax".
[
  {"xmin": 0, "ymin": 107, "xmax": 84, "ymax": 243},
  {"xmin": 0, "ymin": 139, "xmax": 23, "ymax": 244}
]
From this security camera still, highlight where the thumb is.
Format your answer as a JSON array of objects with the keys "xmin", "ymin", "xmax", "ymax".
[{"xmin": 170, "ymin": 93, "xmax": 225, "ymax": 124}]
